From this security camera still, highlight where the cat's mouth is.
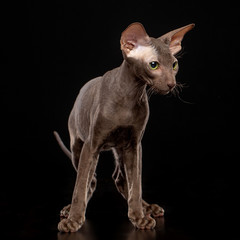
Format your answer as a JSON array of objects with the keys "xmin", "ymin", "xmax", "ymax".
[
  {"xmin": 157, "ymin": 86, "xmax": 177, "ymax": 95},
  {"xmin": 160, "ymin": 85, "xmax": 176, "ymax": 95},
  {"xmin": 147, "ymin": 80, "xmax": 176, "ymax": 95}
]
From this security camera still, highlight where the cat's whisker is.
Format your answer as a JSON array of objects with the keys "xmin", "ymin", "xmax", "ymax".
[
  {"xmin": 172, "ymin": 86, "xmax": 178, "ymax": 96},
  {"xmin": 171, "ymin": 82, "xmax": 193, "ymax": 104},
  {"xmin": 149, "ymin": 88, "xmax": 155, "ymax": 99},
  {"xmin": 147, "ymin": 85, "xmax": 159, "ymax": 99},
  {"xmin": 147, "ymin": 86, "xmax": 153, "ymax": 99}
]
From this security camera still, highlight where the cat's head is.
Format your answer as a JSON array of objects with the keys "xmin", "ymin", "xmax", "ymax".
[{"xmin": 120, "ymin": 22, "xmax": 194, "ymax": 95}]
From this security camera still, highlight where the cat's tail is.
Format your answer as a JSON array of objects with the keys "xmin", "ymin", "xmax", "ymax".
[{"xmin": 53, "ymin": 131, "xmax": 72, "ymax": 160}]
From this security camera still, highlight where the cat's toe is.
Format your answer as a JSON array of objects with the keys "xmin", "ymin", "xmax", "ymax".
[
  {"xmin": 60, "ymin": 204, "xmax": 71, "ymax": 220},
  {"xmin": 130, "ymin": 215, "xmax": 156, "ymax": 230},
  {"xmin": 58, "ymin": 218, "xmax": 84, "ymax": 232},
  {"xmin": 143, "ymin": 203, "xmax": 164, "ymax": 218},
  {"xmin": 149, "ymin": 204, "xmax": 164, "ymax": 217}
]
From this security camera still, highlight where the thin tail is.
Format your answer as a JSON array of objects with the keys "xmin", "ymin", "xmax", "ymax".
[{"xmin": 53, "ymin": 131, "xmax": 71, "ymax": 160}]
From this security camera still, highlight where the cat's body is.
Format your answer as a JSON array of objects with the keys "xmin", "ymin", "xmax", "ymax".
[{"xmin": 55, "ymin": 22, "xmax": 194, "ymax": 232}]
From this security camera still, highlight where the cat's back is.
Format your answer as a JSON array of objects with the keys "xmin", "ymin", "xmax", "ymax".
[
  {"xmin": 68, "ymin": 76, "xmax": 103, "ymax": 140},
  {"xmin": 73, "ymin": 76, "xmax": 102, "ymax": 111},
  {"xmin": 77, "ymin": 66, "xmax": 120, "ymax": 103},
  {"xmin": 80, "ymin": 76, "xmax": 102, "ymax": 95}
]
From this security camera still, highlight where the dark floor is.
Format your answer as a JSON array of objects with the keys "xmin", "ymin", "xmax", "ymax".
[
  {"xmin": 1, "ymin": 200, "xmax": 237, "ymax": 240},
  {"xmin": 1, "ymin": 164, "xmax": 238, "ymax": 240},
  {"xmin": 1, "ymin": 145, "xmax": 239, "ymax": 240}
]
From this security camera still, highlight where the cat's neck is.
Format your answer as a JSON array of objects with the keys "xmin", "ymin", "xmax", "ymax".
[{"xmin": 114, "ymin": 60, "xmax": 147, "ymax": 103}]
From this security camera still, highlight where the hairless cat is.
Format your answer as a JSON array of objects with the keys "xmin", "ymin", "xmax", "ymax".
[{"xmin": 54, "ymin": 22, "xmax": 194, "ymax": 232}]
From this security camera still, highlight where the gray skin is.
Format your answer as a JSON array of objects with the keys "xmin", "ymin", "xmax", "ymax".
[{"xmin": 55, "ymin": 22, "xmax": 194, "ymax": 232}]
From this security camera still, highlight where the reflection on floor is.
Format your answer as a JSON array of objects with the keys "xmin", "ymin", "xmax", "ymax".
[
  {"xmin": 57, "ymin": 218, "xmax": 165, "ymax": 240},
  {"xmin": 2, "ymin": 200, "xmax": 237, "ymax": 240}
]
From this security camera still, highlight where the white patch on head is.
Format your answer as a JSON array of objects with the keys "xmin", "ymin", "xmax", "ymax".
[{"xmin": 127, "ymin": 45, "xmax": 158, "ymax": 62}]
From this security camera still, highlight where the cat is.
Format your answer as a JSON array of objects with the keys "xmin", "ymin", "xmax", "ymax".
[{"xmin": 54, "ymin": 22, "xmax": 194, "ymax": 232}]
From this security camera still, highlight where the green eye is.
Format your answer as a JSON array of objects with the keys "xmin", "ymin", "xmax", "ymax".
[
  {"xmin": 173, "ymin": 61, "xmax": 178, "ymax": 70},
  {"xmin": 149, "ymin": 61, "xmax": 159, "ymax": 70}
]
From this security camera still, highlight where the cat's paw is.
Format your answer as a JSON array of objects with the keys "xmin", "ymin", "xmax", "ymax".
[
  {"xmin": 145, "ymin": 204, "xmax": 164, "ymax": 218},
  {"xmin": 130, "ymin": 215, "xmax": 156, "ymax": 230},
  {"xmin": 58, "ymin": 218, "xmax": 84, "ymax": 232},
  {"xmin": 60, "ymin": 204, "xmax": 71, "ymax": 220}
]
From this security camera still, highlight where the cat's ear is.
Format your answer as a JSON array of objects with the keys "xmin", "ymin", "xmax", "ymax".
[
  {"xmin": 159, "ymin": 24, "xmax": 195, "ymax": 55},
  {"xmin": 120, "ymin": 23, "xmax": 151, "ymax": 55}
]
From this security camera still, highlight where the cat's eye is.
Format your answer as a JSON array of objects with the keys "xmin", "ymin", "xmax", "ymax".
[
  {"xmin": 173, "ymin": 61, "xmax": 178, "ymax": 70},
  {"xmin": 149, "ymin": 61, "xmax": 159, "ymax": 70}
]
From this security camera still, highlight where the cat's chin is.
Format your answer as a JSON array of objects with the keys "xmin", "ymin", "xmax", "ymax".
[
  {"xmin": 162, "ymin": 91, "xmax": 170, "ymax": 95},
  {"xmin": 157, "ymin": 90, "xmax": 170, "ymax": 95}
]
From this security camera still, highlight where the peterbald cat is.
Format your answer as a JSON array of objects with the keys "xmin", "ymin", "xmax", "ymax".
[{"xmin": 54, "ymin": 22, "xmax": 194, "ymax": 232}]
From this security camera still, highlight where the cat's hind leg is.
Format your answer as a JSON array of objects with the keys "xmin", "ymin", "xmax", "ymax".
[
  {"xmin": 112, "ymin": 147, "xmax": 156, "ymax": 230},
  {"xmin": 59, "ymin": 137, "xmax": 83, "ymax": 220},
  {"xmin": 112, "ymin": 148, "xmax": 164, "ymax": 219},
  {"xmin": 142, "ymin": 200, "xmax": 164, "ymax": 217},
  {"xmin": 112, "ymin": 164, "xmax": 164, "ymax": 218},
  {"xmin": 136, "ymin": 146, "xmax": 164, "ymax": 218},
  {"xmin": 60, "ymin": 204, "xmax": 71, "ymax": 220},
  {"xmin": 112, "ymin": 149, "xmax": 128, "ymax": 200},
  {"xmin": 70, "ymin": 137, "xmax": 84, "ymax": 171}
]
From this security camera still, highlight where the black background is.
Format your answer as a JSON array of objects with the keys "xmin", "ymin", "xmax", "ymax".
[{"xmin": 1, "ymin": 1, "xmax": 239, "ymax": 240}]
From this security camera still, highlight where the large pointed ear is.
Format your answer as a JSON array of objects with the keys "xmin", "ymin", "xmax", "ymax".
[
  {"xmin": 120, "ymin": 22, "xmax": 151, "ymax": 56},
  {"xmin": 159, "ymin": 23, "xmax": 195, "ymax": 55}
]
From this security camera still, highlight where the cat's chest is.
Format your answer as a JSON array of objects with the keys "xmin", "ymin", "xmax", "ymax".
[
  {"xmin": 100, "ymin": 126, "xmax": 134, "ymax": 150},
  {"xmin": 97, "ymin": 98, "xmax": 149, "ymax": 151},
  {"xmin": 102, "ymin": 99, "xmax": 149, "ymax": 126}
]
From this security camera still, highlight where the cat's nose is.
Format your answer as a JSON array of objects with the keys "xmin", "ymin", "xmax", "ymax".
[{"xmin": 167, "ymin": 82, "xmax": 176, "ymax": 90}]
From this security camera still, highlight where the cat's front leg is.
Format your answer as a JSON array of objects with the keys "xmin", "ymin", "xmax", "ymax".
[
  {"xmin": 60, "ymin": 175, "xmax": 97, "ymax": 220},
  {"xmin": 113, "ymin": 146, "xmax": 164, "ymax": 220},
  {"xmin": 124, "ymin": 144, "xmax": 156, "ymax": 230},
  {"xmin": 58, "ymin": 142, "xmax": 99, "ymax": 232},
  {"xmin": 138, "ymin": 145, "xmax": 164, "ymax": 218}
]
